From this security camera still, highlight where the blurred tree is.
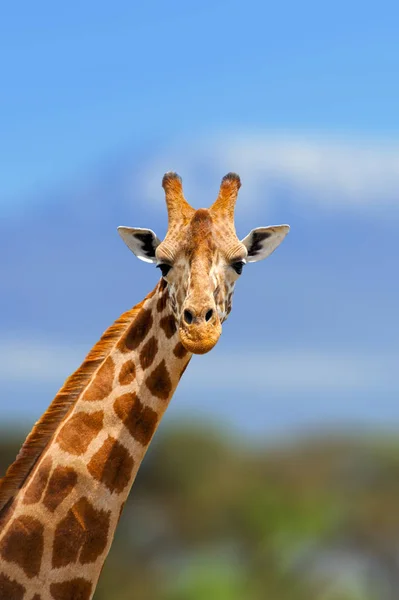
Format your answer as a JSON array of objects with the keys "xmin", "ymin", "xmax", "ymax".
[{"xmin": 2, "ymin": 424, "xmax": 398, "ymax": 599}]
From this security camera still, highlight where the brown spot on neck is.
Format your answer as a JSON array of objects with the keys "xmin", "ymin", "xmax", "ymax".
[
  {"xmin": 43, "ymin": 466, "xmax": 78, "ymax": 512},
  {"xmin": 119, "ymin": 359, "xmax": 136, "ymax": 385},
  {"xmin": 82, "ymin": 356, "xmax": 115, "ymax": 401},
  {"xmin": 145, "ymin": 360, "xmax": 172, "ymax": 400},
  {"xmin": 0, "ymin": 515, "xmax": 44, "ymax": 578},
  {"xmin": 52, "ymin": 497, "xmax": 110, "ymax": 567},
  {"xmin": 0, "ymin": 574, "xmax": 25, "ymax": 600},
  {"xmin": 56, "ymin": 411, "xmax": 104, "ymax": 456},
  {"xmin": 88, "ymin": 436, "xmax": 134, "ymax": 494},
  {"xmin": 139, "ymin": 336, "xmax": 158, "ymax": 370},
  {"xmin": 118, "ymin": 308, "xmax": 153, "ymax": 352},
  {"xmin": 160, "ymin": 314, "xmax": 177, "ymax": 339},
  {"xmin": 156, "ymin": 286, "xmax": 169, "ymax": 312},
  {"xmin": 50, "ymin": 578, "xmax": 92, "ymax": 600},
  {"xmin": 114, "ymin": 393, "xmax": 158, "ymax": 446}
]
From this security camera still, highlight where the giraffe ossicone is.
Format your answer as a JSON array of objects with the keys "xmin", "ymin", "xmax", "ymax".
[{"xmin": 0, "ymin": 172, "xmax": 289, "ymax": 600}]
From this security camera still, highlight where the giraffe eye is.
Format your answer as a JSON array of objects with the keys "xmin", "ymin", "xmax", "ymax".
[
  {"xmin": 231, "ymin": 261, "xmax": 245, "ymax": 275},
  {"xmin": 157, "ymin": 263, "xmax": 172, "ymax": 278}
]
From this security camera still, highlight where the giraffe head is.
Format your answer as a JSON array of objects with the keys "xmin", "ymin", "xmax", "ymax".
[{"xmin": 118, "ymin": 172, "xmax": 289, "ymax": 355}]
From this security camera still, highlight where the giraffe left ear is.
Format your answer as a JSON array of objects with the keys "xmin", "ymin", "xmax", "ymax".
[
  {"xmin": 241, "ymin": 225, "xmax": 290, "ymax": 263},
  {"xmin": 117, "ymin": 227, "xmax": 161, "ymax": 263}
]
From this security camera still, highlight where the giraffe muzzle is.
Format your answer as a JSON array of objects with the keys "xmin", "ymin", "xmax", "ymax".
[{"xmin": 179, "ymin": 310, "xmax": 222, "ymax": 355}]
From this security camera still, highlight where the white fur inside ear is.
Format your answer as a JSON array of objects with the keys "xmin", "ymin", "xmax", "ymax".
[
  {"xmin": 117, "ymin": 227, "xmax": 161, "ymax": 263},
  {"xmin": 241, "ymin": 225, "xmax": 290, "ymax": 263}
]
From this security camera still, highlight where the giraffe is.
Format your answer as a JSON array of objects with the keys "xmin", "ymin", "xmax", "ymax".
[{"xmin": 0, "ymin": 172, "xmax": 289, "ymax": 600}]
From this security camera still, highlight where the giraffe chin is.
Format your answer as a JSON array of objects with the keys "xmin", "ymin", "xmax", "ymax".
[{"xmin": 179, "ymin": 323, "xmax": 222, "ymax": 355}]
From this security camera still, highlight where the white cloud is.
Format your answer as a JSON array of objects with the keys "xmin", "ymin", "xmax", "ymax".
[
  {"xmin": 1, "ymin": 339, "xmax": 397, "ymax": 395},
  {"xmin": 136, "ymin": 131, "xmax": 399, "ymax": 214}
]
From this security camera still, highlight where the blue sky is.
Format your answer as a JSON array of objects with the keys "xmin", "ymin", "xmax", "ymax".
[
  {"xmin": 2, "ymin": 0, "xmax": 399, "ymax": 202},
  {"xmin": 1, "ymin": 1, "xmax": 399, "ymax": 440}
]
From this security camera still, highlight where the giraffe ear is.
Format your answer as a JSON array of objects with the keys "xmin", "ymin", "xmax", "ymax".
[
  {"xmin": 241, "ymin": 225, "xmax": 290, "ymax": 263},
  {"xmin": 117, "ymin": 227, "xmax": 161, "ymax": 263}
]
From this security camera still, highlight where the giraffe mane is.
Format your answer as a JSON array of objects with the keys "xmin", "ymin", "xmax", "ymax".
[{"xmin": 0, "ymin": 293, "xmax": 152, "ymax": 514}]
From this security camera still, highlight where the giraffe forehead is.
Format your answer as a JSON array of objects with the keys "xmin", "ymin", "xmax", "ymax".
[
  {"xmin": 179, "ymin": 209, "xmax": 215, "ymax": 258},
  {"xmin": 188, "ymin": 209, "xmax": 213, "ymax": 238},
  {"xmin": 162, "ymin": 208, "xmax": 241, "ymax": 263},
  {"xmin": 187, "ymin": 209, "xmax": 238, "ymax": 249}
]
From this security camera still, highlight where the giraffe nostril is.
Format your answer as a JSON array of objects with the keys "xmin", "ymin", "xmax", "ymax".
[
  {"xmin": 183, "ymin": 309, "xmax": 194, "ymax": 325},
  {"xmin": 205, "ymin": 309, "xmax": 213, "ymax": 322}
]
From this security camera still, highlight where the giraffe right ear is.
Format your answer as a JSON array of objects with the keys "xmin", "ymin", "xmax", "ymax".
[
  {"xmin": 241, "ymin": 225, "xmax": 290, "ymax": 262},
  {"xmin": 117, "ymin": 227, "xmax": 161, "ymax": 263}
]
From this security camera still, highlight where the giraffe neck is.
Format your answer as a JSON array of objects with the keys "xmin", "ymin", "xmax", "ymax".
[{"xmin": 0, "ymin": 280, "xmax": 191, "ymax": 600}]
